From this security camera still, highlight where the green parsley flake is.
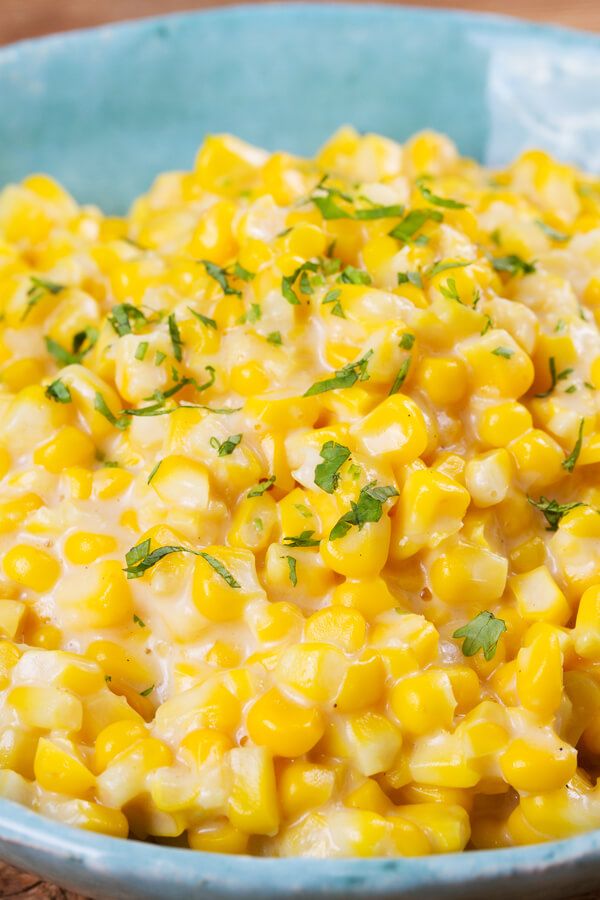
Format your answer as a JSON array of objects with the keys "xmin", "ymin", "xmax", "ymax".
[
  {"xmin": 45, "ymin": 378, "xmax": 71, "ymax": 404},
  {"xmin": 304, "ymin": 350, "xmax": 373, "ymax": 397},
  {"xmin": 562, "ymin": 419, "xmax": 585, "ymax": 473},
  {"xmin": 314, "ymin": 441, "xmax": 351, "ymax": 493},
  {"xmin": 453, "ymin": 611, "xmax": 507, "ymax": 661},
  {"xmin": 330, "ymin": 483, "xmax": 398, "ymax": 541},
  {"xmin": 528, "ymin": 496, "xmax": 585, "ymax": 531},
  {"xmin": 210, "ymin": 433, "xmax": 242, "ymax": 456}
]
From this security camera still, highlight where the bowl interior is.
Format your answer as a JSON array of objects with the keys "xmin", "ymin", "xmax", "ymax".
[{"xmin": 1, "ymin": 3, "xmax": 600, "ymax": 213}]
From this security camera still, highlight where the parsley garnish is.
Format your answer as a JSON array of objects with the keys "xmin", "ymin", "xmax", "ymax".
[
  {"xmin": 535, "ymin": 220, "xmax": 569, "ymax": 243},
  {"xmin": 481, "ymin": 315, "xmax": 493, "ymax": 335},
  {"xmin": 562, "ymin": 419, "xmax": 584, "ymax": 473},
  {"xmin": 210, "ymin": 433, "xmax": 242, "ymax": 456},
  {"xmin": 337, "ymin": 265, "xmax": 371, "ymax": 286},
  {"xmin": 314, "ymin": 441, "xmax": 351, "ymax": 493},
  {"xmin": 133, "ymin": 614, "xmax": 146, "ymax": 628},
  {"xmin": 492, "ymin": 346, "xmax": 513, "ymax": 359},
  {"xmin": 233, "ymin": 262, "xmax": 255, "ymax": 281},
  {"xmin": 389, "ymin": 357, "xmax": 412, "ymax": 395},
  {"xmin": 267, "ymin": 331, "xmax": 282, "ymax": 346},
  {"xmin": 108, "ymin": 303, "xmax": 147, "ymax": 336},
  {"xmin": 453, "ymin": 611, "xmax": 506, "ymax": 661},
  {"xmin": 23, "ymin": 276, "xmax": 64, "ymax": 321},
  {"xmin": 188, "ymin": 307, "xmax": 217, "ymax": 330},
  {"xmin": 439, "ymin": 277, "xmax": 461, "ymax": 302},
  {"xmin": 124, "ymin": 540, "xmax": 240, "ymax": 587},
  {"xmin": 282, "ymin": 261, "xmax": 319, "ymax": 305},
  {"xmin": 135, "ymin": 341, "xmax": 149, "ymax": 361},
  {"xmin": 282, "ymin": 531, "xmax": 320, "ymax": 548},
  {"xmin": 45, "ymin": 337, "xmax": 79, "ymax": 367},
  {"xmin": 309, "ymin": 178, "xmax": 353, "ymax": 220},
  {"xmin": 329, "ymin": 483, "xmax": 398, "ymax": 541},
  {"xmin": 528, "ymin": 496, "xmax": 585, "ymax": 531},
  {"xmin": 354, "ymin": 204, "xmax": 405, "ymax": 220},
  {"xmin": 202, "ymin": 260, "xmax": 241, "ymax": 296},
  {"xmin": 147, "ymin": 460, "xmax": 162, "ymax": 484},
  {"xmin": 491, "ymin": 255, "xmax": 536, "ymax": 277},
  {"xmin": 388, "ymin": 209, "xmax": 443, "ymax": 243},
  {"xmin": 397, "ymin": 271, "xmax": 423, "ymax": 289},
  {"xmin": 44, "ymin": 378, "xmax": 71, "ymax": 404},
  {"xmin": 155, "ymin": 350, "xmax": 166, "ymax": 366},
  {"xmin": 94, "ymin": 392, "xmax": 130, "ymax": 430},
  {"xmin": 417, "ymin": 179, "xmax": 467, "ymax": 209},
  {"xmin": 283, "ymin": 555, "xmax": 298, "ymax": 586},
  {"xmin": 304, "ymin": 350, "xmax": 373, "ymax": 397},
  {"xmin": 534, "ymin": 357, "xmax": 574, "ymax": 398},
  {"xmin": 168, "ymin": 313, "xmax": 183, "ymax": 362},
  {"xmin": 139, "ymin": 685, "xmax": 154, "ymax": 697},
  {"xmin": 425, "ymin": 259, "xmax": 471, "ymax": 279},
  {"xmin": 322, "ymin": 288, "xmax": 345, "ymax": 318},
  {"xmin": 399, "ymin": 332, "xmax": 415, "ymax": 350},
  {"xmin": 247, "ymin": 476, "xmax": 276, "ymax": 497}
]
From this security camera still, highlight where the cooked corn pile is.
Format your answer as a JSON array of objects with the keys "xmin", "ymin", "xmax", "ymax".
[{"xmin": 0, "ymin": 128, "xmax": 600, "ymax": 856}]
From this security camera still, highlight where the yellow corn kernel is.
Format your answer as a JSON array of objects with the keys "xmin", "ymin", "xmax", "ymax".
[
  {"xmin": 64, "ymin": 531, "xmax": 117, "ymax": 565},
  {"xmin": 188, "ymin": 820, "xmax": 249, "ymax": 854},
  {"xmin": 150, "ymin": 454, "xmax": 210, "ymax": 510},
  {"xmin": 464, "ymin": 449, "xmax": 512, "ymax": 507},
  {"xmin": 28, "ymin": 623, "xmax": 61, "ymax": 649},
  {"xmin": 445, "ymin": 665, "xmax": 481, "ymax": 714},
  {"xmin": 227, "ymin": 493, "xmax": 277, "ymax": 551},
  {"xmin": 500, "ymin": 738, "xmax": 577, "ymax": 792},
  {"xmin": 0, "ymin": 600, "xmax": 26, "ymax": 640},
  {"xmin": 276, "ymin": 642, "xmax": 347, "ymax": 704},
  {"xmin": 279, "ymin": 761, "xmax": 336, "ymax": 819},
  {"xmin": 3, "ymin": 544, "xmax": 60, "ymax": 592},
  {"xmin": 93, "ymin": 467, "xmax": 133, "ymax": 500},
  {"xmin": 391, "ymin": 467, "xmax": 470, "ymax": 559},
  {"xmin": 461, "ymin": 331, "xmax": 534, "ymax": 397},
  {"xmin": 195, "ymin": 134, "xmax": 264, "ymax": 194},
  {"xmin": 0, "ymin": 445, "xmax": 10, "ymax": 480},
  {"xmin": 415, "ymin": 356, "xmax": 467, "ymax": 405},
  {"xmin": 247, "ymin": 688, "xmax": 324, "ymax": 758},
  {"xmin": 62, "ymin": 799, "xmax": 129, "ymax": 839},
  {"xmin": 477, "ymin": 401, "xmax": 532, "ymax": 447},
  {"xmin": 304, "ymin": 606, "xmax": 366, "ymax": 651},
  {"xmin": 509, "ymin": 429, "xmax": 565, "ymax": 490},
  {"xmin": 56, "ymin": 560, "xmax": 133, "ymax": 629},
  {"xmin": 510, "ymin": 566, "xmax": 570, "ymax": 626},
  {"xmin": 430, "ymin": 543, "xmax": 507, "ymax": 606},
  {"xmin": 34, "ymin": 738, "xmax": 96, "ymax": 796},
  {"xmin": 253, "ymin": 601, "xmax": 303, "ymax": 645},
  {"xmin": 331, "ymin": 576, "xmax": 398, "ymax": 620},
  {"xmin": 94, "ymin": 720, "xmax": 147, "ymax": 773},
  {"xmin": 320, "ymin": 515, "xmax": 391, "ymax": 579},
  {"xmin": 335, "ymin": 654, "xmax": 386, "ymax": 713},
  {"xmin": 33, "ymin": 426, "xmax": 96, "ymax": 474},
  {"xmin": 575, "ymin": 584, "xmax": 600, "ymax": 659},
  {"xmin": 9, "ymin": 685, "xmax": 82, "ymax": 731},
  {"xmin": 0, "ymin": 492, "xmax": 42, "ymax": 534},
  {"xmin": 516, "ymin": 627, "xmax": 563, "ymax": 717},
  {"xmin": 1, "ymin": 357, "xmax": 46, "ymax": 391},
  {"xmin": 191, "ymin": 548, "xmax": 254, "ymax": 622},
  {"xmin": 63, "ymin": 467, "xmax": 93, "ymax": 500},
  {"xmin": 510, "ymin": 536, "xmax": 546, "ymax": 573},
  {"xmin": 344, "ymin": 711, "xmax": 403, "ymax": 776},
  {"xmin": 345, "ymin": 779, "xmax": 390, "ymax": 816},
  {"xmin": 395, "ymin": 803, "xmax": 470, "ymax": 853},
  {"xmin": 187, "ymin": 199, "xmax": 238, "ymax": 264},
  {"xmin": 391, "ymin": 670, "xmax": 456, "ymax": 735},
  {"xmin": 87, "ymin": 640, "xmax": 153, "ymax": 691},
  {"xmin": 351, "ymin": 394, "xmax": 428, "ymax": 465},
  {"xmin": 227, "ymin": 746, "xmax": 279, "ymax": 835},
  {"xmin": 0, "ymin": 640, "xmax": 20, "ymax": 689}
]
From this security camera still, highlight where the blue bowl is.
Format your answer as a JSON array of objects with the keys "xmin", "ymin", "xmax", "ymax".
[{"xmin": 1, "ymin": 5, "xmax": 600, "ymax": 897}]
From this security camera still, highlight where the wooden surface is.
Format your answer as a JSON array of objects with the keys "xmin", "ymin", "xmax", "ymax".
[
  {"xmin": 1, "ymin": 0, "xmax": 600, "ymax": 44},
  {"xmin": 2, "ymin": 0, "xmax": 600, "ymax": 897}
]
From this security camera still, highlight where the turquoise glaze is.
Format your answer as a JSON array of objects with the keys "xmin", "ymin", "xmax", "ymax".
[{"xmin": 1, "ymin": 5, "xmax": 600, "ymax": 897}]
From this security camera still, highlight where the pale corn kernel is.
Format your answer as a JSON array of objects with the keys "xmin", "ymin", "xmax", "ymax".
[
  {"xmin": 3, "ymin": 544, "xmax": 60, "ymax": 592},
  {"xmin": 34, "ymin": 738, "xmax": 96, "ymax": 796},
  {"xmin": 64, "ymin": 531, "xmax": 117, "ymax": 565},
  {"xmin": 510, "ymin": 566, "xmax": 570, "ymax": 626},
  {"xmin": 464, "ymin": 450, "xmax": 512, "ymax": 508}
]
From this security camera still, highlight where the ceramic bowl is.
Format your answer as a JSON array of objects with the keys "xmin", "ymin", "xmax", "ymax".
[{"xmin": 1, "ymin": 5, "xmax": 600, "ymax": 898}]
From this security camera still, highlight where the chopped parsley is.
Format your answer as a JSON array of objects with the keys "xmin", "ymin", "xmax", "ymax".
[
  {"xmin": 282, "ymin": 531, "xmax": 320, "ymax": 548},
  {"xmin": 94, "ymin": 392, "xmax": 130, "ymax": 430},
  {"xmin": 139, "ymin": 685, "xmax": 154, "ymax": 697},
  {"xmin": 399, "ymin": 332, "xmax": 415, "ymax": 350},
  {"xmin": 44, "ymin": 378, "xmax": 71, "ymax": 404},
  {"xmin": 534, "ymin": 357, "xmax": 574, "ymax": 398},
  {"xmin": 135, "ymin": 341, "xmax": 149, "ymax": 361},
  {"xmin": 397, "ymin": 271, "xmax": 423, "ymax": 289},
  {"xmin": 491, "ymin": 346, "xmax": 514, "ymax": 359},
  {"xmin": 23, "ymin": 276, "xmax": 64, "ymax": 321},
  {"xmin": 133, "ymin": 614, "xmax": 146, "ymax": 628},
  {"xmin": 188, "ymin": 307, "xmax": 217, "ymax": 330},
  {"xmin": 304, "ymin": 350, "xmax": 373, "ymax": 397},
  {"xmin": 388, "ymin": 208, "xmax": 443, "ymax": 243},
  {"xmin": 168, "ymin": 313, "xmax": 183, "ymax": 362},
  {"xmin": 124, "ymin": 540, "xmax": 240, "ymax": 587},
  {"xmin": 147, "ymin": 460, "xmax": 162, "ymax": 484},
  {"xmin": 314, "ymin": 441, "xmax": 351, "ymax": 493},
  {"xmin": 562, "ymin": 419, "xmax": 584, "ymax": 473},
  {"xmin": 322, "ymin": 288, "xmax": 344, "ymax": 318},
  {"xmin": 232, "ymin": 261, "xmax": 255, "ymax": 282},
  {"xmin": 528, "ymin": 496, "xmax": 585, "ymax": 531},
  {"xmin": 210, "ymin": 433, "xmax": 242, "ymax": 456},
  {"xmin": 329, "ymin": 483, "xmax": 398, "ymax": 541},
  {"xmin": 535, "ymin": 220, "xmax": 569, "ymax": 243},
  {"xmin": 283, "ymin": 555, "xmax": 298, "ymax": 587},
  {"xmin": 439, "ymin": 277, "xmax": 461, "ymax": 303},
  {"xmin": 426, "ymin": 259, "xmax": 472, "ymax": 279},
  {"xmin": 108, "ymin": 303, "xmax": 147, "ymax": 336},
  {"xmin": 337, "ymin": 265, "xmax": 372, "ymax": 286},
  {"xmin": 247, "ymin": 476, "xmax": 276, "ymax": 497},
  {"xmin": 491, "ymin": 254, "xmax": 536, "ymax": 277},
  {"xmin": 453, "ymin": 611, "xmax": 506, "ymax": 661},
  {"xmin": 202, "ymin": 260, "xmax": 241, "ymax": 296},
  {"xmin": 417, "ymin": 178, "xmax": 467, "ymax": 209},
  {"xmin": 266, "ymin": 331, "xmax": 282, "ymax": 346},
  {"xmin": 282, "ymin": 261, "xmax": 319, "ymax": 305},
  {"xmin": 389, "ymin": 357, "xmax": 412, "ymax": 395}
]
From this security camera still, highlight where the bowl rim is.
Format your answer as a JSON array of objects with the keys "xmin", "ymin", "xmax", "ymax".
[{"xmin": 1, "ymin": 3, "xmax": 600, "ymax": 893}]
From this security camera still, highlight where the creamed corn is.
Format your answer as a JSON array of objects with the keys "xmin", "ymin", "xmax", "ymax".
[{"xmin": 0, "ymin": 128, "xmax": 599, "ymax": 855}]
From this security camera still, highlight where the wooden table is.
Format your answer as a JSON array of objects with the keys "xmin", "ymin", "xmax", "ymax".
[{"xmin": 2, "ymin": 0, "xmax": 600, "ymax": 897}]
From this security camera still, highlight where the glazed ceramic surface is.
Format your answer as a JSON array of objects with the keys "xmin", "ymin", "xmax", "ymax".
[{"xmin": 1, "ymin": 5, "xmax": 600, "ymax": 897}]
